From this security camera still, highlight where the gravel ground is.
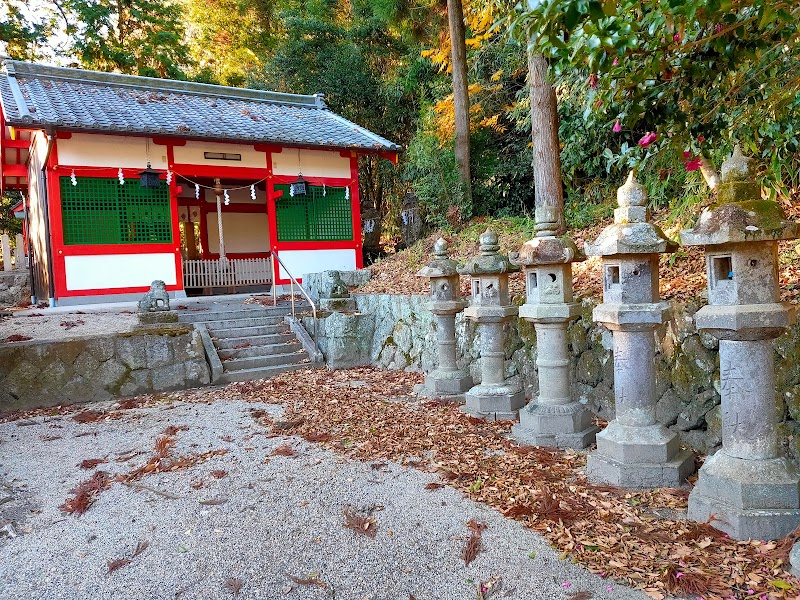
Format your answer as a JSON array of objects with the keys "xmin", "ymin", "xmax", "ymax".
[
  {"xmin": 0, "ymin": 395, "xmax": 647, "ymax": 600},
  {"xmin": 0, "ymin": 310, "xmax": 139, "ymax": 342}
]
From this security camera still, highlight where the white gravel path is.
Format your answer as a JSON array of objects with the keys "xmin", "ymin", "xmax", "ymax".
[{"xmin": 0, "ymin": 396, "xmax": 648, "ymax": 600}]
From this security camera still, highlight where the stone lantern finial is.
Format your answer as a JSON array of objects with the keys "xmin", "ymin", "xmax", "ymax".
[
  {"xmin": 617, "ymin": 171, "xmax": 647, "ymax": 208},
  {"xmin": 479, "ymin": 229, "xmax": 499, "ymax": 255},
  {"xmin": 721, "ymin": 145, "xmax": 755, "ymax": 183},
  {"xmin": 433, "ymin": 237, "xmax": 449, "ymax": 259}
]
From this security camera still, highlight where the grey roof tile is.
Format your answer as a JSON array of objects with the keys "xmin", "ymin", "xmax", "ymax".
[{"xmin": 0, "ymin": 60, "xmax": 400, "ymax": 152}]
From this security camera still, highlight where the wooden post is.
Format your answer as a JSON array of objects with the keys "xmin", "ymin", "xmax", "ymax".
[{"xmin": 1, "ymin": 234, "xmax": 10, "ymax": 271}]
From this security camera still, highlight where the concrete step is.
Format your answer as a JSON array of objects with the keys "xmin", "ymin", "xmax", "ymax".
[
  {"xmin": 214, "ymin": 332, "xmax": 296, "ymax": 349},
  {"xmin": 218, "ymin": 361, "xmax": 312, "ymax": 383},
  {"xmin": 211, "ymin": 324, "xmax": 292, "ymax": 339},
  {"xmin": 218, "ymin": 341, "xmax": 302, "ymax": 360},
  {"xmin": 222, "ymin": 350, "xmax": 309, "ymax": 371}
]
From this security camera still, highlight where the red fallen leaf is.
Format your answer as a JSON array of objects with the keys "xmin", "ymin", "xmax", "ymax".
[
  {"xmin": 502, "ymin": 503, "xmax": 534, "ymax": 518},
  {"xmin": 271, "ymin": 444, "xmax": 296, "ymax": 456},
  {"xmin": 3, "ymin": 334, "xmax": 32, "ymax": 342},
  {"xmin": 424, "ymin": 482, "xmax": 445, "ymax": 491},
  {"xmin": 107, "ymin": 558, "xmax": 131, "ymax": 573},
  {"xmin": 210, "ymin": 469, "xmax": 227, "ymax": 479},
  {"xmin": 78, "ymin": 458, "xmax": 107, "ymax": 469},
  {"xmin": 73, "ymin": 410, "xmax": 106, "ymax": 423},
  {"xmin": 286, "ymin": 573, "xmax": 327, "ymax": 588},
  {"xmin": 343, "ymin": 506, "xmax": 377, "ymax": 538}
]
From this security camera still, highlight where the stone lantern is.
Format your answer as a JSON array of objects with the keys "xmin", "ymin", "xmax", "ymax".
[
  {"xmin": 585, "ymin": 172, "xmax": 694, "ymax": 488},
  {"xmin": 459, "ymin": 229, "xmax": 525, "ymax": 420},
  {"xmin": 681, "ymin": 147, "xmax": 800, "ymax": 540},
  {"xmin": 510, "ymin": 234, "xmax": 598, "ymax": 448},
  {"xmin": 415, "ymin": 238, "xmax": 473, "ymax": 398}
]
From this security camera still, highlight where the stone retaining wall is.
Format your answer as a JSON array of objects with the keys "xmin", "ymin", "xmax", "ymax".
[
  {"xmin": 0, "ymin": 325, "xmax": 210, "ymax": 412},
  {"xmin": 316, "ymin": 293, "xmax": 800, "ymax": 458},
  {"xmin": 0, "ymin": 269, "xmax": 30, "ymax": 308}
]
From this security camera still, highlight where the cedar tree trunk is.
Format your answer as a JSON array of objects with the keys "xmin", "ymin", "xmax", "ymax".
[
  {"xmin": 447, "ymin": 0, "xmax": 472, "ymax": 218},
  {"xmin": 528, "ymin": 51, "xmax": 565, "ymax": 237}
]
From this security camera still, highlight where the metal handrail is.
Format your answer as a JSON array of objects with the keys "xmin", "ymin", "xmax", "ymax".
[{"xmin": 269, "ymin": 252, "xmax": 319, "ymax": 356}]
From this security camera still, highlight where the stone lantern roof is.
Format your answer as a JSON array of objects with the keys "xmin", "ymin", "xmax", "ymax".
[
  {"xmin": 681, "ymin": 146, "xmax": 800, "ymax": 246},
  {"xmin": 585, "ymin": 172, "xmax": 677, "ymax": 256},
  {"xmin": 510, "ymin": 235, "xmax": 585, "ymax": 267},
  {"xmin": 416, "ymin": 238, "xmax": 460, "ymax": 278},
  {"xmin": 458, "ymin": 229, "xmax": 519, "ymax": 276}
]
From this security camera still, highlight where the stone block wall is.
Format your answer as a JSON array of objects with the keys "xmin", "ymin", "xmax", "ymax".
[
  {"xmin": 0, "ymin": 269, "xmax": 30, "ymax": 308},
  {"xmin": 331, "ymin": 293, "xmax": 800, "ymax": 458},
  {"xmin": 0, "ymin": 325, "xmax": 210, "ymax": 412}
]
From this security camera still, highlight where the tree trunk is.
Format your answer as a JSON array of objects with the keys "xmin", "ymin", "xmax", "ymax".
[
  {"xmin": 528, "ymin": 51, "xmax": 565, "ymax": 237},
  {"xmin": 447, "ymin": 0, "xmax": 472, "ymax": 218}
]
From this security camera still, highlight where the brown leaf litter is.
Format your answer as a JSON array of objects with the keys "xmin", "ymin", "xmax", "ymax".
[{"xmin": 214, "ymin": 367, "xmax": 800, "ymax": 600}]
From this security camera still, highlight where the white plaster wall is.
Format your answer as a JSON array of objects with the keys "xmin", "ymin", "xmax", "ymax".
[
  {"xmin": 64, "ymin": 253, "xmax": 177, "ymax": 290},
  {"xmin": 272, "ymin": 148, "xmax": 350, "ymax": 179},
  {"xmin": 173, "ymin": 141, "xmax": 267, "ymax": 169},
  {"xmin": 277, "ymin": 249, "xmax": 356, "ymax": 280},
  {"xmin": 57, "ymin": 134, "xmax": 167, "ymax": 169},
  {"xmin": 206, "ymin": 212, "xmax": 270, "ymax": 254}
]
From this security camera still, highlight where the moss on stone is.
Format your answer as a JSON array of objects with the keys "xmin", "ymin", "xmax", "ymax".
[{"xmin": 119, "ymin": 325, "xmax": 192, "ymax": 338}]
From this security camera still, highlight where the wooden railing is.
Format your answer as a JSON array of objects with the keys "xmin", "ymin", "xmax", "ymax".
[{"xmin": 183, "ymin": 258, "xmax": 272, "ymax": 289}]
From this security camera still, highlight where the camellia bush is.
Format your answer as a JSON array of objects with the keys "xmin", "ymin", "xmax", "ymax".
[{"xmin": 506, "ymin": 0, "xmax": 800, "ymax": 198}]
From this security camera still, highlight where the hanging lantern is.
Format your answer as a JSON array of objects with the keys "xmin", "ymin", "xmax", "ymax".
[
  {"xmin": 290, "ymin": 175, "xmax": 307, "ymax": 197},
  {"xmin": 138, "ymin": 162, "xmax": 162, "ymax": 188}
]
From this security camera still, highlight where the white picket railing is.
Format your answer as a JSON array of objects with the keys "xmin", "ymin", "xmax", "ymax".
[{"xmin": 183, "ymin": 258, "xmax": 272, "ymax": 289}]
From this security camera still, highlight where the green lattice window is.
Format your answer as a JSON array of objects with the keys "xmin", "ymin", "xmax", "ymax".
[
  {"xmin": 60, "ymin": 177, "xmax": 172, "ymax": 245},
  {"xmin": 274, "ymin": 184, "xmax": 352, "ymax": 242}
]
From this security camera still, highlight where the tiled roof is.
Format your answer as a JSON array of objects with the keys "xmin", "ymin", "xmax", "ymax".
[{"xmin": 0, "ymin": 60, "xmax": 400, "ymax": 152}]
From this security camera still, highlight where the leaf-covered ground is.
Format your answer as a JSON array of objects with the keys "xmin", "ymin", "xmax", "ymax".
[
  {"xmin": 5, "ymin": 367, "xmax": 800, "ymax": 599},
  {"xmin": 358, "ymin": 214, "xmax": 800, "ymax": 305}
]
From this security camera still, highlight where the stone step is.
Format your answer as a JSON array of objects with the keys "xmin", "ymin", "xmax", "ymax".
[
  {"xmin": 203, "ymin": 315, "xmax": 287, "ymax": 330},
  {"xmin": 222, "ymin": 350, "xmax": 309, "ymax": 372},
  {"xmin": 214, "ymin": 332, "xmax": 296, "ymax": 349},
  {"xmin": 178, "ymin": 305, "xmax": 299, "ymax": 323},
  {"xmin": 211, "ymin": 324, "xmax": 293, "ymax": 339},
  {"xmin": 218, "ymin": 361, "xmax": 312, "ymax": 383},
  {"xmin": 217, "ymin": 341, "xmax": 302, "ymax": 360}
]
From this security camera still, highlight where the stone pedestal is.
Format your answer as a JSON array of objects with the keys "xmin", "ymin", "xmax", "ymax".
[
  {"xmin": 682, "ymin": 147, "xmax": 800, "ymax": 539},
  {"xmin": 415, "ymin": 239, "xmax": 472, "ymax": 399},
  {"xmin": 317, "ymin": 270, "xmax": 356, "ymax": 312},
  {"xmin": 585, "ymin": 172, "xmax": 693, "ymax": 488},
  {"xmin": 510, "ymin": 236, "xmax": 597, "ymax": 448},
  {"xmin": 459, "ymin": 230, "xmax": 525, "ymax": 420}
]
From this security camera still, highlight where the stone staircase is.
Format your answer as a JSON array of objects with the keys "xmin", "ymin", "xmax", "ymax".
[{"xmin": 178, "ymin": 302, "xmax": 313, "ymax": 383}]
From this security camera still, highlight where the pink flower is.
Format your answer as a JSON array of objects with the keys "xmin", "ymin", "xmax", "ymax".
[
  {"xmin": 587, "ymin": 73, "xmax": 599, "ymax": 89},
  {"xmin": 683, "ymin": 150, "xmax": 691, "ymax": 159},
  {"xmin": 686, "ymin": 158, "xmax": 703, "ymax": 171},
  {"xmin": 697, "ymin": 135, "xmax": 705, "ymax": 143},
  {"xmin": 612, "ymin": 57, "xmax": 619, "ymax": 66},
  {"xmin": 613, "ymin": 120, "xmax": 622, "ymax": 133},
  {"xmin": 676, "ymin": 572, "xmax": 684, "ymax": 579},
  {"xmin": 638, "ymin": 132, "xmax": 658, "ymax": 147},
  {"xmin": 673, "ymin": 32, "xmax": 683, "ymax": 43},
  {"xmin": 562, "ymin": 582, "xmax": 571, "ymax": 587}
]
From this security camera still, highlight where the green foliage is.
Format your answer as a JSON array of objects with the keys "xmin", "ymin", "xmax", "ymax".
[
  {"xmin": 57, "ymin": 0, "xmax": 192, "ymax": 78},
  {"xmin": 0, "ymin": 192, "xmax": 23, "ymax": 236},
  {"xmin": 0, "ymin": 1, "xmax": 46, "ymax": 60},
  {"xmin": 403, "ymin": 120, "xmax": 467, "ymax": 229}
]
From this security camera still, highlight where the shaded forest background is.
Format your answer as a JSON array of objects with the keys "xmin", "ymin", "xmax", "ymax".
[{"xmin": 2, "ymin": 0, "xmax": 799, "ymax": 248}]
